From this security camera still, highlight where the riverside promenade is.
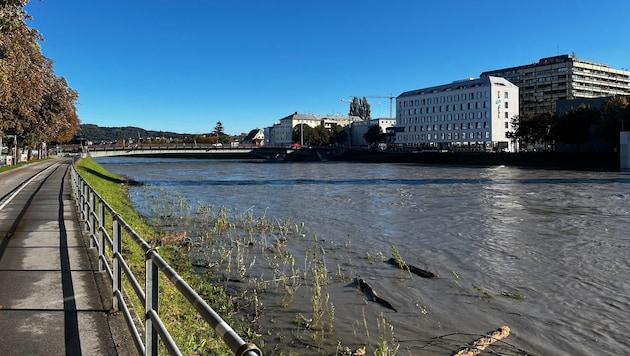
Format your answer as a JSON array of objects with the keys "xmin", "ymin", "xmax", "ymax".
[{"xmin": 0, "ymin": 159, "xmax": 135, "ymax": 355}]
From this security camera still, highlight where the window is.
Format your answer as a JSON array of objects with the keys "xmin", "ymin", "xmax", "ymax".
[
  {"xmin": 505, "ymin": 122, "xmax": 509, "ymax": 129},
  {"xmin": 504, "ymin": 92, "xmax": 509, "ymax": 99},
  {"xmin": 505, "ymin": 102, "xmax": 509, "ymax": 109},
  {"xmin": 505, "ymin": 112, "xmax": 509, "ymax": 119}
]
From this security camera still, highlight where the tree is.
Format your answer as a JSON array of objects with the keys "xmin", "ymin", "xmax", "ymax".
[
  {"xmin": 508, "ymin": 112, "xmax": 556, "ymax": 151},
  {"xmin": 349, "ymin": 96, "xmax": 371, "ymax": 121},
  {"xmin": 292, "ymin": 123, "xmax": 315, "ymax": 146},
  {"xmin": 1, "ymin": 1, "xmax": 80, "ymax": 153},
  {"xmin": 328, "ymin": 123, "xmax": 347, "ymax": 145},
  {"xmin": 555, "ymin": 105, "xmax": 599, "ymax": 152},
  {"xmin": 213, "ymin": 121, "xmax": 225, "ymax": 136},
  {"xmin": 363, "ymin": 125, "xmax": 382, "ymax": 146},
  {"xmin": 597, "ymin": 95, "xmax": 630, "ymax": 150}
]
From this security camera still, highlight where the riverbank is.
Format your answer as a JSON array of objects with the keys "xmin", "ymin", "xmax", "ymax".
[
  {"xmin": 75, "ymin": 158, "xmax": 238, "ymax": 355},
  {"xmin": 331, "ymin": 150, "xmax": 621, "ymax": 170}
]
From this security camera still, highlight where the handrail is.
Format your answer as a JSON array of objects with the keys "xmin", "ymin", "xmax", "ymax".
[{"xmin": 70, "ymin": 164, "xmax": 261, "ymax": 356}]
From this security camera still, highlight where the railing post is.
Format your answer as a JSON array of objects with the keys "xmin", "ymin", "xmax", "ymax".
[
  {"xmin": 97, "ymin": 200, "xmax": 105, "ymax": 267},
  {"xmin": 81, "ymin": 181, "xmax": 88, "ymax": 223},
  {"xmin": 88, "ymin": 188, "xmax": 95, "ymax": 239},
  {"xmin": 146, "ymin": 250, "xmax": 159, "ymax": 356},
  {"xmin": 112, "ymin": 217, "xmax": 122, "ymax": 311}
]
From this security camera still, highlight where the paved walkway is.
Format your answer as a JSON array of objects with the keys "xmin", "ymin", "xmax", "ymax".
[{"xmin": 0, "ymin": 160, "xmax": 136, "ymax": 355}]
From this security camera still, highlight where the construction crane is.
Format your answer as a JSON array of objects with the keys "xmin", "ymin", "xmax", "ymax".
[{"xmin": 346, "ymin": 94, "xmax": 395, "ymax": 118}]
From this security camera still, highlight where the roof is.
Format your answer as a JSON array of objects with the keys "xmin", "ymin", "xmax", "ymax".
[
  {"xmin": 398, "ymin": 76, "xmax": 516, "ymax": 98},
  {"xmin": 280, "ymin": 112, "xmax": 362, "ymax": 122}
]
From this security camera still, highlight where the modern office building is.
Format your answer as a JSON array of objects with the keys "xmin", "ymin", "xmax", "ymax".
[
  {"xmin": 396, "ymin": 76, "xmax": 519, "ymax": 152},
  {"xmin": 480, "ymin": 54, "xmax": 630, "ymax": 116}
]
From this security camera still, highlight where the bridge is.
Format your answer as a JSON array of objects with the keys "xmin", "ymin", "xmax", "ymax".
[{"xmin": 74, "ymin": 144, "xmax": 323, "ymax": 161}]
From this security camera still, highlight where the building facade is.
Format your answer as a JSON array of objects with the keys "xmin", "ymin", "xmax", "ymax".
[
  {"xmin": 480, "ymin": 54, "xmax": 630, "ymax": 116},
  {"xmin": 396, "ymin": 76, "xmax": 519, "ymax": 152},
  {"xmin": 265, "ymin": 112, "xmax": 362, "ymax": 146},
  {"xmin": 350, "ymin": 118, "xmax": 397, "ymax": 148}
]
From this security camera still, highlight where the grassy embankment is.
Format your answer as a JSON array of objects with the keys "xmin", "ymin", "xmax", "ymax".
[{"xmin": 76, "ymin": 157, "xmax": 238, "ymax": 355}]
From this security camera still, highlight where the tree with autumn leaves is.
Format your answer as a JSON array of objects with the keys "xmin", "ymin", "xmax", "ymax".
[{"xmin": 1, "ymin": 0, "xmax": 79, "ymax": 155}]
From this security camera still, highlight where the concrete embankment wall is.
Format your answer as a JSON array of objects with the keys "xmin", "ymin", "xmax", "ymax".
[{"xmin": 334, "ymin": 150, "xmax": 621, "ymax": 170}]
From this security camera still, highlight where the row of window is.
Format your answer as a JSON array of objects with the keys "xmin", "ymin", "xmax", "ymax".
[
  {"xmin": 398, "ymin": 100, "xmax": 514, "ymax": 116},
  {"xmin": 404, "ymin": 120, "xmax": 509, "ymax": 133},
  {"xmin": 398, "ymin": 131, "xmax": 492, "ymax": 141},
  {"xmin": 399, "ymin": 90, "xmax": 511, "ymax": 108},
  {"xmin": 398, "ymin": 110, "xmax": 511, "ymax": 125}
]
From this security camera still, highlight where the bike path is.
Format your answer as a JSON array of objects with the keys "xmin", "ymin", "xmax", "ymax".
[{"xmin": 0, "ymin": 160, "xmax": 136, "ymax": 355}]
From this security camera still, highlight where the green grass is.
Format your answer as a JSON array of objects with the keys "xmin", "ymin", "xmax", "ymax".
[{"xmin": 76, "ymin": 157, "xmax": 237, "ymax": 355}]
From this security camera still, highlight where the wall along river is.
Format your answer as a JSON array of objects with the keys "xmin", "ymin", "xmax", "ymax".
[{"xmin": 95, "ymin": 156, "xmax": 630, "ymax": 355}]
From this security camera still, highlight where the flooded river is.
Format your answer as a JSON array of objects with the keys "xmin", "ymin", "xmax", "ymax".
[{"xmin": 96, "ymin": 157, "xmax": 630, "ymax": 355}]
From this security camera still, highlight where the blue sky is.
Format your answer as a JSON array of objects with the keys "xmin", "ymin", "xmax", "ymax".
[{"xmin": 26, "ymin": 0, "xmax": 629, "ymax": 135}]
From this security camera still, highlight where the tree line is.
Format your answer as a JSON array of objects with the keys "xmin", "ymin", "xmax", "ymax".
[
  {"xmin": 1, "ymin": 0, "xmax": 79, "ymax": 154},
  {"xmin": 508, "ymin": 95, "xmax": 630, "ymax": 152}
]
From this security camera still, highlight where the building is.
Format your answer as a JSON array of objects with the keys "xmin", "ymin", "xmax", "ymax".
[
  {"xmin": 396, "ymin": 76, "xmax": 519, "ymax": 152},
  {"xmin": 350, "ymin": 118, "xmax": 397, "ymax": 148},
  {"xmin": 480, "ymin": 54, "xmax": 630, "ymax": 116},
  {"xmin": 243, "ymin": 129, "xmax": 265, "ymax": 146},
  {"xmin": 265, "ymin": 112, "xmax": 362, "ymax": 146}
]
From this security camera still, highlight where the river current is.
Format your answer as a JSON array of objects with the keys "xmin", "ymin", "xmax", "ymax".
[{"xmin": 95, "ymin": 156, "xmax": 630, "ymax": 355}]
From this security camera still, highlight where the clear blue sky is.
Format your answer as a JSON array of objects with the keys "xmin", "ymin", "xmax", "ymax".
[{"xmin": 26, "ymin": 0, "xmax": 629, "ymax": 135}]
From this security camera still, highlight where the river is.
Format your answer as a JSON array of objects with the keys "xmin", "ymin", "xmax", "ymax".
[{"xmin": 95, "ymin": 156, "xmax": 630, "ymax": 355}]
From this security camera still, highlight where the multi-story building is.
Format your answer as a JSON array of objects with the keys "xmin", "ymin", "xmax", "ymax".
[
  {"xmin": 265, "ymin": 112, "xmax": 362, "ymax": 146},
  {"xmin": 480, "ymin": 54, "xmax": 630, "ymax": 116},
  {"xmin": 350, "ymin": 117, "xmax": 397, "ymax": 148},
  {"xmin": 396, "ymin": 76, "xmax": 519, "ymax": 152}
]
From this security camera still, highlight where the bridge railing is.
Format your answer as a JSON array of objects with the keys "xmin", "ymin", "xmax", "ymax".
[{"xmin": 70, "ymin": 164, "xmax": 261, "ymax": 356}]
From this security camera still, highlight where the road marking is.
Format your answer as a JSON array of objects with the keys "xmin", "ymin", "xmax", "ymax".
[{"xmin": 0, "ymin": 164, "xmax": 57, "ymax": 211}]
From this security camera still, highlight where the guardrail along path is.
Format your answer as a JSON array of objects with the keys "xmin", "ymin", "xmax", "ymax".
[{"xmin": 0, "ymin": 159, "xmax": 132, "ymax": 355}]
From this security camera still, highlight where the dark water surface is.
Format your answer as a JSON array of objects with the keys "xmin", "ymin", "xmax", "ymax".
[{"xmin": 96, "ymin": 157, "xmax": 630, "ymax": 355}]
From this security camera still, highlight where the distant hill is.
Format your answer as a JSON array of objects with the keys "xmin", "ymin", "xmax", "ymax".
[{"xmin": 77, "ymin": 124, "xmax": 201, "ymax": 143}]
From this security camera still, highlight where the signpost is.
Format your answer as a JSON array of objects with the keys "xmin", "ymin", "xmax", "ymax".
[{"xmin": 2, "ymin": 135, "xmax": 16, "ymax": 165}]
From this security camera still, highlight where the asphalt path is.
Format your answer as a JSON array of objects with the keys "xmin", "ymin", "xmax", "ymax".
[{"xmin": 0, "ymin": 159, "xmax": 136, "ymax": 355}]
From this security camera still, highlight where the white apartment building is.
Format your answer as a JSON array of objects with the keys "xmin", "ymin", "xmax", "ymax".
[
  {"xmin": 396, "ymin": 76, "xmax": 519, "ymax": 152},
  {"xmin": 266, "ymin": 112, "xmax": 362, "ymax": 146}
]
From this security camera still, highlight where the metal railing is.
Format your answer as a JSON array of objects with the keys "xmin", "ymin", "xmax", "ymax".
[{"xmin": 70, "ymin": 164, "xmax": 261, "ymax": 356}]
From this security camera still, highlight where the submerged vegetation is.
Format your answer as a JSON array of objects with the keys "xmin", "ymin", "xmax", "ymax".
[{"xmin": 77, "ymin": 157, "xmax": 534, "ymax": 355}]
